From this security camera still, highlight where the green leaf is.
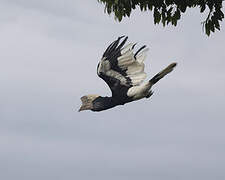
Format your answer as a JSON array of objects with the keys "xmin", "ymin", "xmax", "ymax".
[
  {"xmin": 98, "ymin": 0, "xmax": 224, "ymax": 35},
  {"xmin": 180, "ymin": 2, "xmax": 187, "ymax": 13},
  {"xmin": 214, "ymin": 20, "xmax": 220, "ymax": 30},
  {"xmin": 172, "ymin": 18, "xmax": 177, "ymax": 26},
  {"xmin": 200, "ymin": 4, "xmax": 206, "ymax": 13},
  {"xmin": 174, "ymin": 9, "xmax": 181, "ymax": 20},
  {"xmin": 154, "ymin": 8, "xmax": 161, "ymax": 24},
  {"xmin": 208, "ymin": 20, "xmax": 214, "ymax": 33},
  {"xmin": 205, "ymin": 22, "xmax": 210, "ymax": 36}
]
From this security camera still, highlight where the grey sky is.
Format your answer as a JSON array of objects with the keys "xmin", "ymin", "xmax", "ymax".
[{"xmin": 0, "ymin": 1, "xmax": 225, "ymax": 180}]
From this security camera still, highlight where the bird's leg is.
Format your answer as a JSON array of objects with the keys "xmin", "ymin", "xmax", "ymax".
[{"xmin": 146, "ymin": 90, "xmax": 153, "ymax": 98}]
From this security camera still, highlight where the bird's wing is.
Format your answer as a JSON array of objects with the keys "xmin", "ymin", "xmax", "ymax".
[{"xmin": 97, "ymin": 36, "xmax": 149, "ymax": 96}]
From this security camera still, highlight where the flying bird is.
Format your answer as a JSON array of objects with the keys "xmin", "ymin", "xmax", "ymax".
[{"xmin": 79, "ymin": 36, "xmax": 177, "ymax": 112}]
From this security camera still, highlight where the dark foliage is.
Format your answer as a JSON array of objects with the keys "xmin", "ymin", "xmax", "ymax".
[{"xmin": 98, "ymin": 0, "xmax": 224, "ymax": 36}]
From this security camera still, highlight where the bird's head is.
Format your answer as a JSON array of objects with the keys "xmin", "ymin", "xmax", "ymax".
[{"xmin": 79, "ymin": 94, "xmax": 100, "ymax": 112}]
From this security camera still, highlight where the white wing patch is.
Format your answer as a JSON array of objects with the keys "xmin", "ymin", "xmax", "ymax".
[
  {"xmin": 98, "ymin": 59, "xmax": 128, "ymax": 86},
  {"xmin": 97, "ymin": 58, "xmax": 110, "ymax": 75},
  {"xmin": 121, "ymin": 43, "xmax": 134, "ymax": 54},
  {"xmin": 127, "ymin": 81, "xmax": 151, "ymax": 100},
  {"xmin": 98, "ymin": 41, "xmax": 149, "ymax": 87},
  {"xmin": 118, "ymin": 45, "xmax": 149, "ymax": 86},
  {"xmin": 136, "ymin": 48, "xmax": 149, "ymax": 63},
  {"xmin": 106, "ymin": 70, "xmax": 128, "ymax": 86}
]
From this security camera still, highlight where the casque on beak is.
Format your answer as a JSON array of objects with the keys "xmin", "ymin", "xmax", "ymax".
[
  {"xmin": 78, "ymin": 94, "xmax": 99, "ymax": 112},
  {"xmin": 78, "ymin": 105, "xmax": 91, "ymax": 112}
]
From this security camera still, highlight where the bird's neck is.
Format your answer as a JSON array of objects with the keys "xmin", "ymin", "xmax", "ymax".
[{"xmin": 92, "ymin": 96, "xmax": 121, "ymax": 112}]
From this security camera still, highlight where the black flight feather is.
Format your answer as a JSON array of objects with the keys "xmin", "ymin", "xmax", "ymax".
[
  {"xmin": 99, "ymin": 36, "xmax": 133, "ymax": 90},
  {"xmin": 134, "ymin": 45, "xmax": 146, "ymax": 59},
  {"xmin": 132, "ymin": 43, "xmax": 137, "ymax": 49},
  {"xmin": 116, "ymin": 36, "xmax": 128, "ymax": 50}
]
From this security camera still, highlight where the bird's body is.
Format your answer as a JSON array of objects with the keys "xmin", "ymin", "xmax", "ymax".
[{"xmin": 79, "ymin": 36, "xmax": 177, "ymax": 112}]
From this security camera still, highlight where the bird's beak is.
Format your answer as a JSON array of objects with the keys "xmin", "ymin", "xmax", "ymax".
[
  {"xmin": 79, "ymin": 95, "xmax": 98, "ymax": 112},
  {"xmin": 78, "ymin": 106, "xmax": 85, "ymax": 112},
  {"xmin": 78, "ymin": 104, "xmax": 92, "ymax": 112}
]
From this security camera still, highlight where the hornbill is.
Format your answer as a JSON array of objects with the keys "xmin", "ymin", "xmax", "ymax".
[{"xmin": 79, "ymin": 36, "xmax": 177, "ymax": 112}]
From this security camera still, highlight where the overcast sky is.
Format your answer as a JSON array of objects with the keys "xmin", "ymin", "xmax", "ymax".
[{"xmin": 0, "ymin": 1, "xmax": 225, "ymax": 180}]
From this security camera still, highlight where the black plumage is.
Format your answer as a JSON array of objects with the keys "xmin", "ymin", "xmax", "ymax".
[{"xmin": 79, "ymin": 36, "xmax": 177, "ymax": 112}]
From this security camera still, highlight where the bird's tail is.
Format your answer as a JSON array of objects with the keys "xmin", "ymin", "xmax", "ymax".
[{"xmin": 149, "ymin": 62, "xmax": 177, "ymax": 85}]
